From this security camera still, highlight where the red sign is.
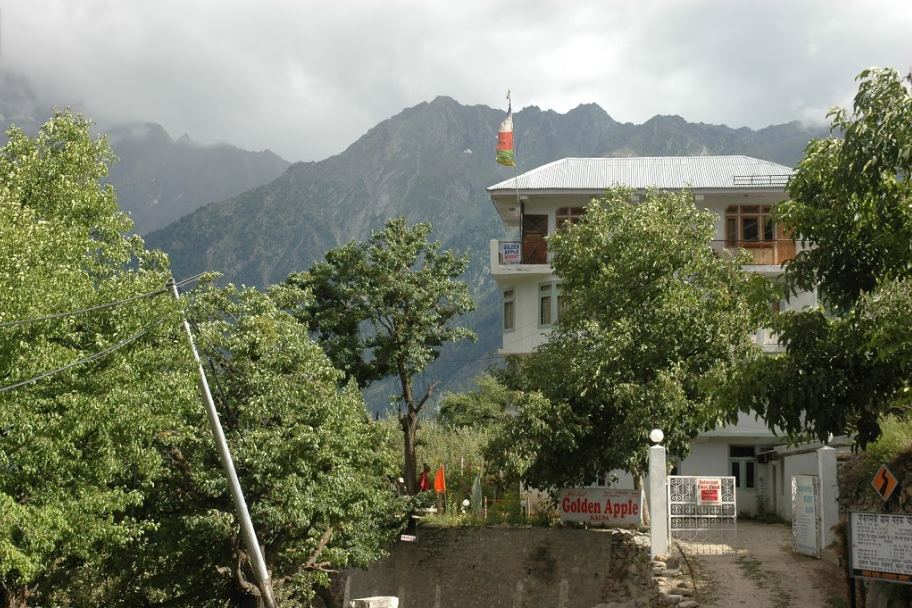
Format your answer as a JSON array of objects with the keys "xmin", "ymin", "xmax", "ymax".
[
  {"xmin": 697, "ymin": 478, "xmax": 722, "ymax": 505},
  {"xmin": 559, "ymin": 488, "xmax": 643, "ymax": 526}
]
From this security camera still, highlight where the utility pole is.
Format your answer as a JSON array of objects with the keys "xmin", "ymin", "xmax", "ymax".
[{"xmin": 168, "ymin": 279, "xmax": 278, "ymax": 608}]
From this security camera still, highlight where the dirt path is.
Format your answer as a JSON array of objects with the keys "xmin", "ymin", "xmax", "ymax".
[{"xmin": 678, "ymin": 521, "xmax": 848, "ymax": 608}]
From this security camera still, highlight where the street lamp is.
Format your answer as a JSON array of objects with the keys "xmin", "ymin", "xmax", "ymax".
[{"xmin": 649, "ymin": 428, "xmax": 664, "ymax": 444}]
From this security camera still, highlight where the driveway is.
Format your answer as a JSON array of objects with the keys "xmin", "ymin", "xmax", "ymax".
[{"xmin": 679, "ymin": 520, "xmax": 848, "ymax": 608}]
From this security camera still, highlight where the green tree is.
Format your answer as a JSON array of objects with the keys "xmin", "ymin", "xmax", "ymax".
[
  {"xmin": 0, "ymin": 113, "xmax": 406, "ymax": 608},
  {"xmin": 488, "ymin": 188, "xmax": 768, "ymax": 491},
  {"xmin": 100, "ymin": 283, "xmax": 403, "ymax": 608},
  {"xmin": 0, "ymin": 110, "xmax": 181, "ymax": 607},
  {"xmin": 723, "ymin": 68, "xmax": 912, "ymax": 447},
  {"xmin": 436, "ymin": 373, "xmax": 508, "ymax": 428},
  {"xmin": 279, "ymin": 218, "xmax": 476, "ymax": 495}
]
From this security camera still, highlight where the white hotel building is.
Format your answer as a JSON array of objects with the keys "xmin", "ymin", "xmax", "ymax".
[{"xmin": 487, "ymin": 156, "xmax": 816, "ymax": 512}]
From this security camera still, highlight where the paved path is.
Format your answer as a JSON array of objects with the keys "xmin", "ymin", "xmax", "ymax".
[{"xmin": 679, "ymin": 521, "xmax": 848, "ymax": 608}]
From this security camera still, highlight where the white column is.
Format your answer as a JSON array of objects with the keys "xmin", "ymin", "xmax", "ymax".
[
  {"xmin": 649, "ymin": 444, "xmax": 668, "ymax": 559},
  {"xmin": 817, "ymin": 446, "xmax": 838, "ymax": 551}
]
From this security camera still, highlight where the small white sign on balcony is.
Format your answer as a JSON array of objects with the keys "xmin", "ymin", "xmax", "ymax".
[{"xmin": 501, "ymin": 242, "xmax": 521, "ymax": 264}]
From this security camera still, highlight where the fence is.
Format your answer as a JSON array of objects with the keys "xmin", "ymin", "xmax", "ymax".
[{"xmin": 668, "ymin": 476, "xmax": 738, "ymax": 555}]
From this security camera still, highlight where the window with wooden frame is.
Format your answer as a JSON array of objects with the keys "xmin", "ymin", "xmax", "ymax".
[
  {"xmin": 725, "ymin": 205, "xmax": 774, "ymax": 246},
  {"xmin": 503, "ymin": 289, "xmax": 515, "ymax": 332},
  {"xmin": 556, "ymin": 207, "xmax": 586, "ymax": 229},
  {"xmin": 539, "ymin": 282, "xmax": 565, "ymax": 327}
]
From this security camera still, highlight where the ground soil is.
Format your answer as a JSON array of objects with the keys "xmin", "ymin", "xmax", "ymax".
[{"xmin": 679, "ymin": 520, "xmax": 849, "ymax": 608}]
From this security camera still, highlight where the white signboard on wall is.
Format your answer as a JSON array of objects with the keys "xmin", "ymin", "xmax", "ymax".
[
  {"xmin": 500, "ymin": 242, "xmax": 521, "ymax": 264},
  {"xmin": 792, "ymin": 474, "xmax": 820, "ymax": 557},
  {"xmin": 850, "ymin": 512, "xmax": 912, "ymax": 584},
  {"xmin": 559, "ymin": 488, "xmax": 643, "ymax": 526}
]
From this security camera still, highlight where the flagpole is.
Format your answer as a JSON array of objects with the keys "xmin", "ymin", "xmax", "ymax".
[
  {"xmin": 509, "ymin": 90, "xmax": 521, "ymax": 212},
  {"xmin": 496, "ymin": 89, "xmax": 522, "ymax": 259}
]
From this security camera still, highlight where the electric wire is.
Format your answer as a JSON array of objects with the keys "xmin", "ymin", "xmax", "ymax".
[
  {"xmin": 0, "ymin": 272, "xmax": 205, "ymax": 329},
  {"xmin": 0, "ymin": 317, "xmax": 169, "ymax": 394}
]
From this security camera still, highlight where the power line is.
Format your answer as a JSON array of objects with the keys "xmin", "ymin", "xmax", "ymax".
[
  {"xmin": 0, "ymin": 317, "xmax": 168, "ymax": 394},
  {"xmin": 0, "ymin": 272, "xmax": 205, "ymax": 329},
  {"xmin": 0, "ymin": 318, "xmax": 167, "ymax": 393}
]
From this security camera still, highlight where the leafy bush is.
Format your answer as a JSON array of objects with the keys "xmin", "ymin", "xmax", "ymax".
[{"xmin": 864, "ymin": 414, "xmax": 912, "ymax": 469}]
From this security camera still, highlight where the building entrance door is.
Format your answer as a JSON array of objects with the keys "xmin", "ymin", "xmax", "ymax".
[{"xmin": 522, "ymin": 214, "xmax": 548, "ymax": 264}]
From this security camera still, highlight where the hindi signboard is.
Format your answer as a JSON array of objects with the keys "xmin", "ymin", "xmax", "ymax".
[
  {"xmin": 792, "ymin": 474, "xmax": 820, "ymax": 557},
  {"xmin": 696, "ymin": 478, "xmax": 722, "ymax": 506},
  {"xmin": 559, "ymin": 488, "xmax": 643, "ymax": 526},
  {"xmin": 849, "ymin": 512, "xmax": 912, "ymax": 584}
]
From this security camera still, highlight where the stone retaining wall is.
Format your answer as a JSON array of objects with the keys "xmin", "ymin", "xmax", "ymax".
[{"xmin": 345, "ymin": 526, "xmax": 699, "ymax": 608}]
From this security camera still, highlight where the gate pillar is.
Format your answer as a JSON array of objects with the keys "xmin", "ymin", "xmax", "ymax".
[{"xmin": 649, "ymin": 444, "xmax": 668, "ymax": 559}]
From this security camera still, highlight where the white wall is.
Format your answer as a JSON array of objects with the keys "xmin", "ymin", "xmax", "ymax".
[
  {"xmin": 499, "ymin": 275, "xmax": 557, "ymax": 355},
  {"xmin": 769, "ymin": 446, "xmax": 840, "ymax": 550}
]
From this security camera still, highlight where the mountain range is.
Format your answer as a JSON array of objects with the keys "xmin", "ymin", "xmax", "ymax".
[
  {"xmin": 0, "ymin": 71, "xmax": 291, "ymax": 236},
  {"xmin": 104, "ymin": 123, "xmax": 290, "ymax": 234},
  {"xmin": 141, "ymin": 96, "xmax": 828, "ymax": 407},
  {"xmin": 2, "ymin": 75, "xmax": 830, "ymax": 408}
]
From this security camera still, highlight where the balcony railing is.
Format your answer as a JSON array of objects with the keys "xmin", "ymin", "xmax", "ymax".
[
  {"xmin": 710, "ymin": 239, "xmax": 798, "ymax": 266},
  {"xmin": 492, "ymin": 239, "xmax": 800, "ymax": 268},
  {"xmin": 732, "ymin": 174, "xmax": 791, "ymax": 188},
  {"xmin": 495, "ymin": 240, "xmax": 548, "ymax": 265}
]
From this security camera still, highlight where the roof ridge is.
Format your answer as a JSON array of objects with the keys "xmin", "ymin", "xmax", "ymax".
[{"xmin": 488, "ymin": 155, "xmax": 793, "ymax": 193}]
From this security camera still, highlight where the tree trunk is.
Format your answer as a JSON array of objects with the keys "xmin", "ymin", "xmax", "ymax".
[
  {"xmin": 401, "ymin": 411, "xmax": 419, "ymax": 495},
  {"xmin": 0, "ymin": 580, "xmax": 30, "ymax": 608},
  {"xmin": 315, "ymin": 582, "xmax": 342, "ymax": 608}
]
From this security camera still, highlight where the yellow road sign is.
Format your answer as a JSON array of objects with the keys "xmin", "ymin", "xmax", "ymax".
[{"xmin": 872, "ymin": 464, "xmax": 899, "ymax": 501}]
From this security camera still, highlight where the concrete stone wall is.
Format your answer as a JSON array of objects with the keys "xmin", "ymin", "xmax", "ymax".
[
  {"xmin": 345, "ymin": 526, "xmax": 698, "ymax": 608},
  {"xmin": 347, "ymin": 527, "xmax": 616, "ymax": 608}
]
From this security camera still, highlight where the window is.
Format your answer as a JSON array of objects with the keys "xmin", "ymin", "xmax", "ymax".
[
  {"xmin": 556, "ymin": 207, "xmax": 586, "ymax": 229},
  {"xmin": 729, "ymin": 445, "xmax": 757, "ymax": 490},
  {"xmin": 503, "ymin": 289, "xmax": 514, "ymax": 332},
  {"xmin": 725, "ymin": 205, "xmax": 775, "ymax": 245},
  {"xmin": 540, "ymin": 284, "xmax": 553, "ymax": 326},
  {"xmin": 538, "ymin": 282, "xmax": 564, "ymax": 327}
]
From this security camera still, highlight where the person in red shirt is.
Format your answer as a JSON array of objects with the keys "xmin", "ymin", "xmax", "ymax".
[{"xmin": 418, "ymin": 464, "xmax": 431, "ymax": 492}]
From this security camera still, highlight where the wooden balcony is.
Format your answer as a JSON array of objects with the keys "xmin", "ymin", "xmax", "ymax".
[
  {"xmin": 491, "ymin": 239, "xmax": 799, "ymax": 273},
  {"xmin": 711, "ymin": 239, "xmax": 798, "ymax": 266},
  {"xmin": 490, "ymin": 240, "xmax": 552, "ymax": 277}
]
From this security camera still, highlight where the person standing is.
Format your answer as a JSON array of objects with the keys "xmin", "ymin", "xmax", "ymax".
[{"xmin": 418, "ymin": 464, "xmax": 431, "ymax": 492}]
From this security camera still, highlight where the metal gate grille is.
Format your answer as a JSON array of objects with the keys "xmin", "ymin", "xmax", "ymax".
[{"xmin": 668, "ymin": 476, "xmax": 738, "ymax": 555}]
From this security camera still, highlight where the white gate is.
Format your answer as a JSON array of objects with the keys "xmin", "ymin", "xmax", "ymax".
[{"xmin": 668, "ymin": 476, "xmax": 738, "ymax": 555}]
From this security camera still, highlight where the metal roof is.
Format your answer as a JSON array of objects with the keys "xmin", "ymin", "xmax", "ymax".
[{"xmin": 487, "ymin": 156, "xmax": 792, "ymax": 193}]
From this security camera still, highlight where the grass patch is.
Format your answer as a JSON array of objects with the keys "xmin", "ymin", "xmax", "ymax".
[{"xmin": 737, "ymin": 555, "xmax": 791, "ymax": 608}]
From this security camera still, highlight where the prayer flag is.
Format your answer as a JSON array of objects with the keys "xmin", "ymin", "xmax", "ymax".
[
  {"xmin": 496, "ymin": 94, "xmax": 515, "ymax": 167},
  {"xmin": 434, "ymin": 465, "xmax": 446, "ymax": 494}
]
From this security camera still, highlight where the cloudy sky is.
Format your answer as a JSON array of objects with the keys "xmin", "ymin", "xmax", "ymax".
[{"xmin": 1, "ymin": 0, "xmax": 910, "ymax": 163}]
